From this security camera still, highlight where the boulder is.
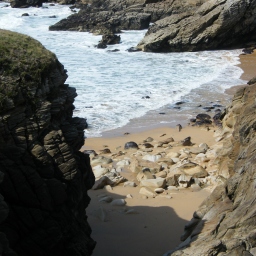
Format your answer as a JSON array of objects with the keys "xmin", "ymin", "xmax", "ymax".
[
  {"xmin": 140, "ymin": 177, "xmax": 166, "ymax": 188},
  {"xmin": 139, "ymin": 187, "xmax": 157, "ymax": 198},
  {"xmin": 124, "ymin": 141, "xmax": 139, "ymax": 150},
  {"xmin": 130, "ymin": 159, "xmax": 162, "ymax": 173}
]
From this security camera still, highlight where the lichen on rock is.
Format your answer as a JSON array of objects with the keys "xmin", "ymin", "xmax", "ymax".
[{"xmin": 0, "ymin": 29, "xmax": 95, "ymax": 255}]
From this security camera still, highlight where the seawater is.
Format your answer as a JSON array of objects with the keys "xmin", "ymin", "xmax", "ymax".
[{"xmin": 0, "ymin": 2, "xmax": 245, "ymax": 137}]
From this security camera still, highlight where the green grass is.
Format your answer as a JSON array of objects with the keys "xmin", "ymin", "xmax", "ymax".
[{"xmin": 0, "ymin": 29, "xmax": 57, "ymax": 111}]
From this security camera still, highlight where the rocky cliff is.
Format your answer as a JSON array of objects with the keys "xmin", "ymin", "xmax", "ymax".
[
  {"xmin": 164, "ymin": 83, "xmax": 256, "ymax": 255},
  {"xmin": 49, "ymin": 0, "xmax": 256, "ymax": 52},
  {"xmin": 0, "ymin": 29, "xmax": 95, "ymax": 255}
]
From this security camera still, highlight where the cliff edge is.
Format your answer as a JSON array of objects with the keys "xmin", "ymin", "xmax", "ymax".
[
  {"xmin": 0, "ymin": 30, "xmax": 95, "ymax": 255},
  {"xmin": 165, "ymin": 83, "xmax": 256, "ymax": 255}
]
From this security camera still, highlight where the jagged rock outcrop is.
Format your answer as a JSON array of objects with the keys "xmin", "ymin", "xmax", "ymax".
[
  {"xmin": 10, "ymin": 0, "xmax": 43, "ymax": 8},
  {"xmin": 49, "ymin": 0, "xmax": 151, "ymax": 33},
  {"xmin": 50, "ymin": 0, "xmax": 256, "ymax": 52},
  {"xmin": 0, "ymin": 30, "xmax": 95, "ymax": 255},
  {"xmin": 138, "ymin": 0, "xmax": 256, "ymax": 52},
  {"xmin": 164, "ymin": 83, "xmax": 256, "ymax": 255}
]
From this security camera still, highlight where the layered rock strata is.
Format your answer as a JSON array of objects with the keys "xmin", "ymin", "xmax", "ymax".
[
  {"xmin": 0, "ymin": 30, "xmax": 95, "ymax": 255},
  {"xmin": 164, "ymin": 83, "xmax": 256, "ymax": 255}
]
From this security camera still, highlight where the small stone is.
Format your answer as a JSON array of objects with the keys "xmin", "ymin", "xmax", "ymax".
[
  {"xmin": 105, "ymin": 185, "xmax": 113, "ymax": 191},
  {"xmin": 126, "ymin": 194, "xmax": 133, "ymax": 198},
  {"xmin": 110, "ymin": 199, "xmax": 126, "ymax": 206},
  {"xmin": 124, "ymin": 141, "xmax": 138, "ymax": 150},
  {"xmin": 123, "ymin": 181, "xmax": 137, "ymax": 187},
  {"xmin": 99, "ymin": 196, "xmax": 113, "ymax": 203},
  {"xmin": 143, "ymin": 137, "xmax": 154, "ymax": 142},
  {"xmin": 139, "ymin": 187, "xmax": 157, "ymax": 198},
  {"xmin": 154, "ymin": 188, "xmax": 165, "ymax": 193}
]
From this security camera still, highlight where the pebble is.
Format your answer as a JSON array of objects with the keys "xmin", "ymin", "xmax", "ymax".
[
  {"xmin": 126, "ymin": 194, "xmax": 133, "ymax": 198},
  {"xmin": 110, "ymin": 199, "xmax": 126, "ymax": 206}
]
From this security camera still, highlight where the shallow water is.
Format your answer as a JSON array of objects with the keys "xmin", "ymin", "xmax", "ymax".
[{"xmin": 0, "ymin": 2, "xmax": 245, "ymax": 137}]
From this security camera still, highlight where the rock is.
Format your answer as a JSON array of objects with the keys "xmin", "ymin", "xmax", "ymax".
[
  {"xmin": 93, "ymin": 165, "xmax": 109, "ymax": 179},
  {"xmin": 99, "ymin": 148, "xmax": 111, "ymax": 154},
  {"xmin": 155, "ymin": 170, "xmax": 167, "ymax": 178},
  {"xmin": 127, "ymin": 47, "xmax": 141, "ymax": 52},
  {"xmin": 179, "ymin": 162, "xmax": 208, "ymax": 178},
  {"xmin": 110, "ymin": 199, "xmax": 126, "ymax": 206},
  {"xmin": 126, "ymin": 194, "xmax": 133, "ymax": 199},
  {"xmin": 100, "ymin": 33, "xmax": 121, "ymax": 45},
  {"xmin": 21, "ymin": 13, "xmax": 29, "ymax": 16},
  {"xmin": 124, "ymin": 141, "xmax": 138, "ymax": 150},
  {"xmin": 140, "ymin": 178, "xmax": 166, "ymax": 188},
  {"xmin": 138, "ymin": 0, "xmax": 256, "ymax": 52},
  {"xmin": 130, "ymin": 159, "xmax": 162, "ymax": 174},
  {"xmin": 142, "ymin": 143, "xmax": 154, "ymax": 148},
  {"xmin": 181, "ymin": 137, "xmax": 193, "ymax": 146},
  {"xmin": 154, "ymin": 188, "xmax": 165, "ymax": 193},
  {"xmin": 83, "ymin": 149, "xmax": 98, "ymax": 157},
  {"xmin": 139, "ymin": 187, "xmax": 156, "ymax": 198},
  {"xmin": 11, "ymin": 0, "xmax": 43, "ymax": 8},
  {"xmin": 142, "ymin": 154, "xmax": 162, "ymax": 162},
  {"xmin": 143, "ymin": 137, "xmax": 154, "ymax": 142},
  {"xmin": 116, "ymin": 159, "xmax": 130, "ymax": 167},
  {"xmin": 49, "ymin": 1, "xmax": 151, "ymax": 33},
  {"xmin": 91, "ymin": 155, "xmax": 113, "ymax": 165},
  {"xmin": 187, "ymin": 147, "xmax": 207, "ymax": 154},
  {"xmin": 99, "ymin": 196, "xmax": 113, "ymax": 203},
  {"xmin": 123, "ymin": 181, "xmax": 137, "ymax": 187},
  {"xmin": 96, "ymin": 42, "xmax": 107, "ymax": 49},
  {"xmin": 137, "ymin": 168, "xmax": 155, "ymax": 181},
  {"xmin": 167, "ymin": 152, "xmax": 180, "ymax": 158},
  {"xmin": 107, "ymin": 49, "xmax": 120, "ymax": 52},
  {"xmin": 49, "ymin": 15, "xmax": 57, "ymax": 18},
  {"xmin": 178, "ymin": 174, "xmax": 192, "ymax": 188},
  {"xmin": 0, "ymin": 30, "xmax": 95, "ymax": 255},
  {"xmin": 92, "ymin": 176, "xmax": 114, "ymax": 190}
]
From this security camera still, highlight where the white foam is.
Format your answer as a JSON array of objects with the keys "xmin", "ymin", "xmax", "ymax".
[{"xmin": 0, "ymin": 3, "xmax": 246, "ymax": 137}]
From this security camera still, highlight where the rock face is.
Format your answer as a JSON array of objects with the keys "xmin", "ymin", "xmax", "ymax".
[
  {"xmin": 0, "ymin": 30, "xmax": 95, "ymax": 255},
  {"xmin": 165, "ymin": 83, "xmax": 256, "ymax": 255},
  {"xmin": 10, "ymin": 0, "xmax": 43, "ymax": 8},
  {"xmin": 49, "ymin": 0, "xmax": 256, "ymax": 52},
  {"xmin": 138, "ymin": 0, "xmax": 256, "ymax": 52},
  {"xmin": 49, "ymin": 0, "xmax": 151, "ymax": 33}
]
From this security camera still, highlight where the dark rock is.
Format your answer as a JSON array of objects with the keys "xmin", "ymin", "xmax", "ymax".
[
  {"xmin": 49, "ymin": 15, "xmax": 57, "ymax": 18},
  {"xmin": 0, "ymin": 30, "xmax": 95, "ymax": 255},
  {"xmin": 175, "ymin": 101, "xmax": 185, "ymax": 105},
  {"xmin": 159, "ymin": 112, "xmax": 165, "ymax": 115},
  {"xmin": 248, "ymin": 76, "xmax": 256, "ymax": 85},
  {"xmin": 100, "ymin": 33, "xmax": 121, "ymax": 45},
  {"xmin": 127, "ymin": 47, "xmax": 141, "ymax": 52},
  {"xmin": 242, "ymin": 47, "xmax": 254, "ymax": 54},
  {"xmin": 49, "ymin": 1, "xmax": 151, "ymax": 33},
  {"xmin": 181, "ymin": 137, "xmax": 193, "ymax": 146},
  {"xmin": 11, "ymin": 0, "xmax": 43, "ymax": 8},
  {"xmin": 124, "ymin": 141, "xmax": 139, "ymax": 150},
  {"xmin": 142, "ymin": 96, "xmax": 150, "ymax": 99},
  {"xmin": 190, "ymin": 118, "xmax": 196, "ymax": 123},
  {"xmin": 203, "ymin": 106, "xmax": 215, "ymax": 110},
  {"xmin": 212, "ymin": 104, "xmax": 223, "ymax": 108},
  {"xmin": 96, "ymin": 42, "xmax": 107, "ymax": 49},
  {"xmin": 196, "ymin": 113, "xmax": 211, "ymax": 121},
  {"xmin": 107, "ymin": 49, "xmax": 120, "ymax": 52},
  {"xmin": 21, "ymin": 13, "xmax": 29, "ymax": 16}
]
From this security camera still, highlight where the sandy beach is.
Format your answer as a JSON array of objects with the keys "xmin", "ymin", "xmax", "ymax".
[{"xmin": 84, "ymin": 50, "xmax": 256, "ymax": 256}]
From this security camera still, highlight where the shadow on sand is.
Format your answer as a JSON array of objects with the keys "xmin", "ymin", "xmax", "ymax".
[{"xmin": 87, "ymin": 186, "xmax": 207, "ymax": 256}]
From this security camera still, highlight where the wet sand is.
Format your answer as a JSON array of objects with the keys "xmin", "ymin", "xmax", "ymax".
[{"xmin": 85, "ymin": 50, "xmax": 256, "ymax": 256}]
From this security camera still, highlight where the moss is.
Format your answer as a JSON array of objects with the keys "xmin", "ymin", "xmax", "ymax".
[{"xmin": 0, "ymin": 29, "xmax": 57, "ymax": 111}]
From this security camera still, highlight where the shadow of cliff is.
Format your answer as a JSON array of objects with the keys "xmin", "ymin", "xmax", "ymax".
[{"xmin": 86, "ymin": 187, "xmax": 206, "ymax": 256}]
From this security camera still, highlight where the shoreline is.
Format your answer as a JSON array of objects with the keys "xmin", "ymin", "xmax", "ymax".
[
  {"xmin": 85, "ymin": 50, "xmax": 256, "ymax": 256},
  {"xmin": 84, "ymin": 50, "xmax": 252, "ymax": 139}
]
